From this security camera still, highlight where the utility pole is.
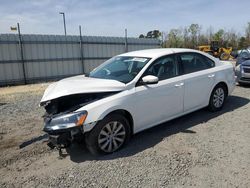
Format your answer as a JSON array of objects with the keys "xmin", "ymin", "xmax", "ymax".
[
  {"xmin": 79, "ymin": 25, "xmax": 84, "ymax": 74},
  {"xmin": 161, "ymin": 31, "xmax": 164, "ymax": 48},
  {"xmin": 16, "ymin": 23, "xmax": 27, "ymax": 84},
  {"xmin": 125, "ymin": 29, "xmax": 128, "ymax": 52},
  {"xmin": 59, "ymin": 12, "xmax": 67, "ymax": 36}
]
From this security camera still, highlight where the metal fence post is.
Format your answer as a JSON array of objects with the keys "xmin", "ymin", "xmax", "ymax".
[
  {"xmin": 124, "ymin": 29, "xmax": 128, "ymax": 52},
  {"xmin": 17, "ymin": 23, "xmax": 27, "ymax": 84},
  {"xmin": 161, "ymin": 31, "xmax": 164, "ymax": 48},
  {"xmin": 79, "ymin": 25, "xmax": 85, "ymax": 74}
]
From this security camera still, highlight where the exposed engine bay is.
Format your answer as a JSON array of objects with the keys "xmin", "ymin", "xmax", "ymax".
[{"xmin": 41, "ymin": 92, "xmax": 118, "ymax": 117}]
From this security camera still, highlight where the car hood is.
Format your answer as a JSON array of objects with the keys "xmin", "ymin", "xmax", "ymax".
[
  {"xmin": 40, "ymin": 75, "xmax": 126, "ymax": 104},
  {"xmin": 242, "ymin": 60, "xmax": 250, "ymax": 66}
]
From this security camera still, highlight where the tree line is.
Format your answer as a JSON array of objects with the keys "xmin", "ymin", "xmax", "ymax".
[{"xmin": 139, "ymin": 22, "xmax": 250, "ymax": 50}]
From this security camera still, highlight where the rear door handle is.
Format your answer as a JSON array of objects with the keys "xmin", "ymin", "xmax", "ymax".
[
  {"xmin": 175, "ymin": 83, "xmax": 184, "ymax": 87},
  {"xmin": 208, "ymin": 74, "xmax": 215, "ymax": 78}
]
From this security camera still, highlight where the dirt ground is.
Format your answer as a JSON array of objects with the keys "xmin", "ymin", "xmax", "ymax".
[{"xmin": 0, "ymin": 83, "xmax": 249, "ymax": 188}]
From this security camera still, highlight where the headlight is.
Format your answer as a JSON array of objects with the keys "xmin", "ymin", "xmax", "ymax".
[
  {"xmin": 241, "ymin": 66, "xmax": 244, "ymax": 73},
  {"xmin": 235, "ymin": 64, "xmax": 241, "ymax": 72},
  {"xmin": 44, "ymin": 111, "xmax": 88, "ymax": 131}
]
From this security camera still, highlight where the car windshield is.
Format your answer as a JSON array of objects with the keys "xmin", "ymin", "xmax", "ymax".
[{"xmin": 89, "ymin": 56, "xmax": 151, "ymax": 83}]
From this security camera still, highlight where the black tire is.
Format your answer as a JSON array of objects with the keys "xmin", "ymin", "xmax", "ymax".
[
  {"xmin": 85, "ymin": 113, "xmax": 131, "ymax": 155},
  {"xmin": 238, "ymin": 81, "xmax": 246, "ymax": 86},
  {"xmin": 208, "ymin": 84, "xmax": 227, "ymax": 112},
  {"xmin": 238, "ymin": 82, "xmax": 243, "ymax": 86}
]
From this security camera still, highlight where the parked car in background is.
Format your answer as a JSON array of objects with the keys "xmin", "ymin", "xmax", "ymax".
[
  {"xmin": 235, "ymin": 48, "xmax": 250, "ymax": 85},
  {"xmin": 40, "ymin": 48, "xmax": 235, "ymax": 155}
]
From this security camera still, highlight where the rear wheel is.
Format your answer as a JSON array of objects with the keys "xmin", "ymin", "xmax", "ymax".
[
  {"xmin": 208, "ymin": 84, "xmax": 227, "ymax": 112},
  {"xmin": 85, "ymin": 114, "xmax": 131, "ymax": 155}
]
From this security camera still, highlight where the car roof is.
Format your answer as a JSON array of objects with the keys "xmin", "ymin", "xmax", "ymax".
[{"xmin": 118, "ymin": 48, "xmax": 199, "ymax": 58}]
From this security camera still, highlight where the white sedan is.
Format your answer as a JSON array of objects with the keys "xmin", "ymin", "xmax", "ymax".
[{"xmin": 40, "ymin": 48, "xmax": 235, "ymax": 155}]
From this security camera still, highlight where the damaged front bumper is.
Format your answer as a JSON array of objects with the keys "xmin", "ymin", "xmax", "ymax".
[
  {"xmin": 235, "ymin": 63, "xmax": 250, "ymax": 84},
  {"xmin": 43, "ymin": 110, "xmax": 87, "ymax": 149},
  {"xmin": 238, "ymin": 66, "xmax": 250, "ymax": 84}
]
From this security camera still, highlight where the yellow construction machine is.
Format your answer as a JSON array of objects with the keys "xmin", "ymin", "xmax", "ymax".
[{"xmin": 197, "ymin": 41, "xmax": 233, "ymax": 60}]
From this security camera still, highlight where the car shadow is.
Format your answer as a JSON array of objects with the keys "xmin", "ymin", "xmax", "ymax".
[
  {"xmin": 66, "ymin": 95, "xmax": 249, "ymax": 163},
  {"xmin": 237, "ymin": 83, "xmax": 250, "ymax": 88},
  {"xmin": 19, "ymin": 134, "xmax": 48, "ymax": 148}
]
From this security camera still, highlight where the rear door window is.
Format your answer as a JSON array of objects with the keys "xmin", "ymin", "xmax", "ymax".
[{"xmin": 178, "ymin": 53, "xmax": 215, "ymax": 74}]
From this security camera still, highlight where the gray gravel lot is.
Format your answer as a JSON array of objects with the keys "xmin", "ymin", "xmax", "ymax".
[{"xmin": 0, "ymin": 83, "xmax": 249, "ymax": 188}]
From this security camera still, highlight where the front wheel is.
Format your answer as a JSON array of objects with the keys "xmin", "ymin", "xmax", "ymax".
[
  {"xmin": 85, "ymin": 114, "xmax": 131, "ymax": 155},
  {"xmin": 208, "ymin": 85, "xmax": 227, "ymax": 112}
]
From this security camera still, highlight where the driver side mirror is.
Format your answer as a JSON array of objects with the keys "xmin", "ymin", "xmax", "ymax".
[{"xmin": 141, "ymin": 75, "xmax": 159, "ymax": 85}]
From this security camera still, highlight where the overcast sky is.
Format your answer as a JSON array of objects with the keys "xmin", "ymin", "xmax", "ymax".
[{"xmin": 0, "ymin": 0, "xmax": 249, "ymax": 37}]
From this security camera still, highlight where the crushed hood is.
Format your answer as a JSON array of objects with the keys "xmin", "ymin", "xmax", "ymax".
[{"xmin": 40, "ymin": 75, "xmax": 126, "ymax": 103}]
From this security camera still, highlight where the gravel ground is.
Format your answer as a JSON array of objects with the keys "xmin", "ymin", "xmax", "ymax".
[{"xmin": 0, "ymin": 83, "xmax": 249, "ymax": 188}]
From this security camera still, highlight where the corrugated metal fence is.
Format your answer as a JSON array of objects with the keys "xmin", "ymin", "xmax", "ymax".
[{"xmin": 0, "ymin": 34, "xmax": 160, "ymax": 86}]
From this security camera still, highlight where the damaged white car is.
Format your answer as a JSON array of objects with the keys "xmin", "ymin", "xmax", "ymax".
[{"xmin": 40, "ymin": 48, "xmax": 235, "ymax": 155}]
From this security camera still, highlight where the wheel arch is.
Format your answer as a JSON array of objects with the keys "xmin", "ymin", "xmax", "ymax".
[
  {"xmin": 207, "ymin": 81, "xmax": 228, "ymax": 112},
  {"xmin": 213, "ymin": 81, "xmax": 228, "ymax": 97},
  {"xmin": 104, "ymin": 109, "xmax": 134, "ymax": 135}
]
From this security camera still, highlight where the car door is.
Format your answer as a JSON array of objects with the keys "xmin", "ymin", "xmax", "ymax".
[
  {"xmin": 177, "ymin": 53, "xmax": 216, "ymax": 112},
  {"xmin": 134, "ymin": 55, "xmax": 184, "ymax": 132}
]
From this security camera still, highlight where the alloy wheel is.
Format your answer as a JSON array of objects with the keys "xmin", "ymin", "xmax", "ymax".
[
  {"xmin": 213, "ymin": 87, "xmax": 225, "ymax": 108},
  {"xmin": 98, "ymin": 121, "xmax": 126, "ymax": 153}
]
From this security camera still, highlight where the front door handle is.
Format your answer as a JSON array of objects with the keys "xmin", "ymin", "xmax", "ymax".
[
  {"xmin": 175, "ymin": 83, "xmax": 184, "ymax": 87},
  {"xmin": 208, "ymin": 74, "xmax": 215, "ymax": 78}
]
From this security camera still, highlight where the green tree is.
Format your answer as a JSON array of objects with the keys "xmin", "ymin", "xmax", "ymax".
[
  {"xmin": 139, "ymin": 34, "xmax": 145, "ymax": 38},
  {"xmin": 166, "ymin": 29, "xmax": 183, "ymax": 48},
  {"xmin": 213, "ymin": 29, "xmax": 224, "ymax": 42},
  {"xmin": 223, "ymin": 30, "xmax": 238, "ymax": 49},
  {"xmin": 139, "ymin": 30, "xmax": 161, "ymax": 39},
  {"xmin": 245, "ymin": 22, "xmax": 250, "ymax": 46},
  {"xmin": 183, "ymin": 27, "xmax": 190, "ymax": 48},
  {"xmin": 207, "ymin": 26, "xmax": 214, "ymax": 42},
  {"xmin": 198, "ymin": 34, "xmax": 209, "ymax": 46},
  {"xmin": 238, "ymin": 37, "xmax": 247, "ymax": 49},
  {"xmin": 146, "ymin": 30, "xmax": 161, "ymax": 39},
  {"xmin": 188, "ymin": 24, "xmax": 201, "ymax": 48},
  {"xmin": 159, "ymin": 22, "xmax": 250, "ymax": 50}
]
